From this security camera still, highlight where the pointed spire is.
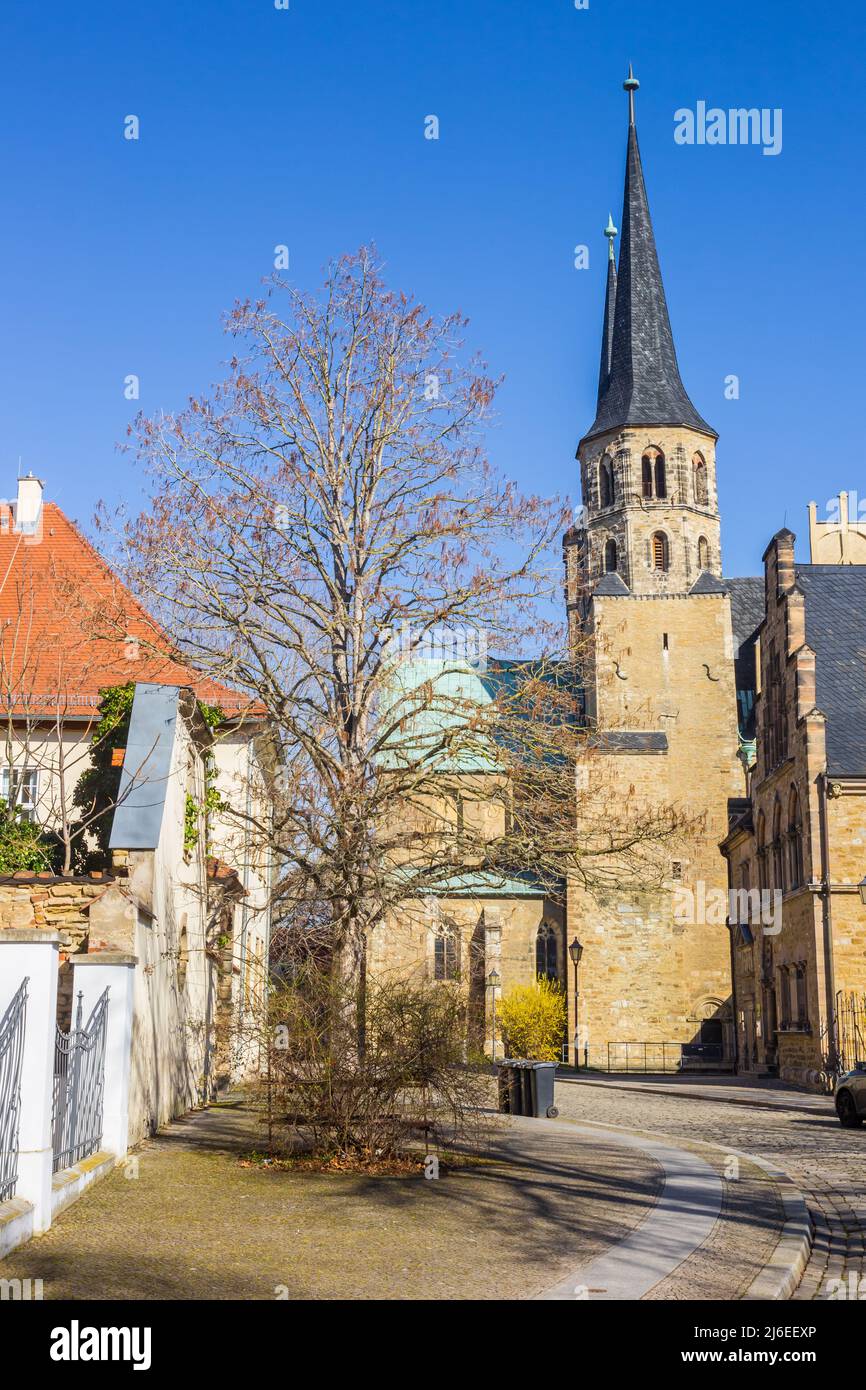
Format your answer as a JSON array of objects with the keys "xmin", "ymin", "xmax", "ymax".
[
  {"xmin": 597, "ymin": 216, "xmax": 618, "ymax": 398},
  {"xmin": 581, "ymin": 67, "xmax": 715, "ymax": 447}
]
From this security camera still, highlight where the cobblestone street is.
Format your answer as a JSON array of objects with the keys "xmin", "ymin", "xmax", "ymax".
[{"xmin": 554, "ymin": 1075, "xmax": 866, "ymax": 1301}]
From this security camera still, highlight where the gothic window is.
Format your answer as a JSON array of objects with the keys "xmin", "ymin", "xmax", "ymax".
[
  {"xmin": 778, "ymin": 966, "xmax": 790, "ymax": 1029},
  {"xmin": 771, "ymin": 800, "xmax": 784, "ymax": 893},
  {"xmin": 697, "ymin": 535, "xmax": 709, "ymax": 570},
  {"xmin": 787, "ymin": 787, "xmax": 804, "ymax": 889},
  {"xmin": 536, "ymin": 922, "xmax": 558, "ymax": 982},
  {"xmin": 756, "ymin": 812, "xmax": 767, "ymax": 894},
  {"xmin": 434, "ymin": 921, "xmax": 459, "ymax": 981},
  {"xmin": 764, "ymin": 645, "xmax": 788, "ymax": 769},
  {"xmin": 641, "ymin": 448, "xmax": 666, "ymax": 499},
  {"xmin": 651, "ymin": 531, "xmax": 669, "ymax": 571},
  {"xmin": 604, "ymin": 538, "xmax": 617, "ymax": 573},
  {"xmin": 794, "ymin": 964, "xmax": 809, "ymax": 1030},
  {"xmin": 693, "ymin": 453, "xmax": 709, "ymax": 505},
  {"xmin": 599, "ymin": 457, "xmax": 614, "ymax": 508}
]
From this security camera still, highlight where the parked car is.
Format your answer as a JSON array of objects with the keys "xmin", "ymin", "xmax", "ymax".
[{"xmin": 835, "ymin": 1062, "xmax": 866, "ymax": 1127}]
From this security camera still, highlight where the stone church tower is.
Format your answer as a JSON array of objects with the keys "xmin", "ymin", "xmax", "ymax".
[{"xmin": 563, "ymin": 69, "xmax": 743, "ymax": 1065}]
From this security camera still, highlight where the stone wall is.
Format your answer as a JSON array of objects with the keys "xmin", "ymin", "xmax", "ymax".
[{"xmin": 0, "ymin": 873, "xmax": 114, "ymax": 1027}]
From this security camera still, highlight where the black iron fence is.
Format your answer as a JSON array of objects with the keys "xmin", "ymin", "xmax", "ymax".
[
  {"xmin": 0, "ymin": 978, "xmax": 28, "ymax": 1202},
  {"xmin": 836, "ymin": 991, "xmax": 866, "ymax": 1075},
  {"xmin": 52, "ymin": 988, "xmax": 109, "ymax": 1173}
]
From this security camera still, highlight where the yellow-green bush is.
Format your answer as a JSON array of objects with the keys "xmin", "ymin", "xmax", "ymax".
[{"xmin": 497, "ymin": 979, "xmax": 566, "ymax": 1061}]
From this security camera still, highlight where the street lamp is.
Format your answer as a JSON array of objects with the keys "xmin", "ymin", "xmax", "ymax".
[
  {"xmin": 859, "ymin": 876, "xmax": 866, "ymax": 907},
  {"xmin": 487, "ymin": 969, "xmax": 501, "ymax": 1062},
  {"xmin": 568, "ymin": 938, "xmax": 584, "ymax": 1069}
]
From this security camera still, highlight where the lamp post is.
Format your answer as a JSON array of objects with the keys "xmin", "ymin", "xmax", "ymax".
[
  {"xmin": 487, "ymin": 969, "xmax": 501, "ymax": 1062},
  {"xmin": 568, "ymin": 938, "xmax": 584, "ymax": 1069}
]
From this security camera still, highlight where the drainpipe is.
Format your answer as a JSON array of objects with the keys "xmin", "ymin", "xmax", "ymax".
[{"xmin": 817, "ymin": 772, "xmax": 839, "ymax": 1071}]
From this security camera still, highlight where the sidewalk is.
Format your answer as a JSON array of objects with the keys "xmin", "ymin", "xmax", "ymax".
[{"xmin": 0, "ymin": 1096, "xmax": 791, "ymax": 1301}]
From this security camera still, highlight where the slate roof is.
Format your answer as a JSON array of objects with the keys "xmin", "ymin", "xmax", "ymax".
[
  {"xmin": 597, "ymin": 247, "xmax": 617, "ymax": 400},
  {"xmin": 689, "ymin": 571, "xmax": 727, "ymax": 595},
  {"xmin": 593, "ymin": 571, "xmax": 630, "ymax": 596},
  {"xmin": 581, "ymin": 111, "xmax": 715, "ymax": 447},
  {"xmin": 589, "ymin": 730, "xmax": 668, "ymax": 754},
  {"xmin": 797, "ymin": 565, "xmax": 866, "ymax": 775},
  {"xmin": 725, "ymin": 576, "xmax": 764, "ymax": 739}
]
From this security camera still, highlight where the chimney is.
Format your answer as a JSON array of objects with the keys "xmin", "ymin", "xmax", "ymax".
[{"xmin": 15, "ymin": 473, "xmax": 44, "ymax": 540}]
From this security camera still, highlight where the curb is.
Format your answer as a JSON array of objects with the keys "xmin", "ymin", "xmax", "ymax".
[{"xmin": 553, "ymin": 1114, "xmax": 813, "ymax": 1301}]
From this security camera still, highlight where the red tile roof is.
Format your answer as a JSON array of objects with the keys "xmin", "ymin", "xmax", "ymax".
[{"xmin": 0, "ymin": 501, "xmax": 260, "ymax": 722}]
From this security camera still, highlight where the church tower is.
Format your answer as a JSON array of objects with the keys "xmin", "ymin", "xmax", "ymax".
[
  {"xmin": 563, "ymin": 69, "xmax": 743, "ymax": 1066},
  {"xmin": 566, "ymin": 66, "xmax": 722, "ymax": 641}
]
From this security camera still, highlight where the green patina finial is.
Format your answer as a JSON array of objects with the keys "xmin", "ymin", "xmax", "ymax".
[
  {"xmin": 623, "ymin": 62, "xmax": 639, "ymax": 125},
  {"xmin": 604, "ymin": 212, "xmax": 618, "ymax": 261}
]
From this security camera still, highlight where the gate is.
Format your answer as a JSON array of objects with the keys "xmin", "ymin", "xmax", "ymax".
[
  {"xmin": 0, "ymin": 978, "xmax": 28, "ymax": 1202},
  {"xmin": 836, "ymin": 991, "xmax": 866, "ymax": 1075},
  {"xmin": 52, "ymin": 988, "xmax": 109, "ymax": 1173}
]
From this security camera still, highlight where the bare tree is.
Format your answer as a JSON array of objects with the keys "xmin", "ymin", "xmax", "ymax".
[{"xmin": 107, "ymin": 249, "xmax": 689, "ymax": 1047}]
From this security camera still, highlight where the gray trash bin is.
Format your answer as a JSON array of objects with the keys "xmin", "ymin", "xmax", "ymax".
[
  {"xmin": 497, "ymin": 1061, "xmax": 524, "ymax": 1115},
  {"xmin": 528, "ymin": 1061, "xmax": 559, "ymax": 1118}
]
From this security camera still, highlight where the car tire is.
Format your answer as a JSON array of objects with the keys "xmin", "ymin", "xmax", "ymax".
[{"xmin": 836, "ymin": 1090, "xmax": 863, "ymax": 1128}]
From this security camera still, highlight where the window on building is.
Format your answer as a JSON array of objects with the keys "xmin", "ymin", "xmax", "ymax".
[
  {"xmin": 693, "ymin": 453, "xmax": 709, "ymax": 505},
  {"xmin": 697, "ymin": 535, "xmax": 709, "ymax": 571},
  {"xmin": 794, "ymin": 964, "xmax": 809, "ymax": 1030},
  {"xmin": 1, "ymin": 767, "xmax": 39, "ymax": 821},
  {"xmin": 651, "ymin": 531, "xmax": 669, "ymax": 571},
  {"xmin": 756, "ymin": 812, "xmax": 767, "ymax": 895},
  {"xmin": 599, "ymin": 457, "xmax": 614, "ymax": 508},
  {"xmin": 535, "ymin": 922, "xmax": 558, "ymax": 982},
  {"xmin": 641, "ymin": 454, "xmax": 653, "ymax": 499},
  {"xmin": 654, "ymin": 454, "xmax": 667, "ymax": 499},
  {"xmin": 764, "ymin": 644, "xmax": 788, "ymax": 769},
  {"xmin": 771, "ymin": 799, "xmax": 784, "ymax": 893},
  {"xmin": 604, "ymin": 538, "xmax": 617, "ymax": 573},
  {"xmin": 778, "ymin": 966, "xmax": 790, "ymax": 1028},
  {"xmin": 787, "ymin": 787, "xmax": 804, "ymax": 890},
  {"xmin": 434, "ymin": 922, "xmax": 459, "ymax": 981}
]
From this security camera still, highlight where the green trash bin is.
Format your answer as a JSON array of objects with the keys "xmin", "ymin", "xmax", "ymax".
[{"xmin": 497, "ymin": 1061, "xmax": 524, "ymax": 1115}]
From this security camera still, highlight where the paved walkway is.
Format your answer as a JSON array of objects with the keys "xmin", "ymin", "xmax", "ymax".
[
  {"xmin": 556, "ymin": 1074, "xmax": 866, "ymax": 1301},
  {"xmin": 1, "ymin": 1095, "xmax": 788, "ymax": 1301},
  {"xmin": 536, "ymin": 1123, "xmax": 722, "ymax": 1300}
]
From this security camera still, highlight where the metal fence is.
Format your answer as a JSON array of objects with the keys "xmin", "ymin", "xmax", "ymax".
[
  {"xmin": 606, "ymin": 1041, "xmax": 683, "ymax": 1073},
  {"xmin": 836, "ymin": 991, "xmax": 866, "ymax": 1075},
  {"xmin": 52, "ymin": 988, "xmax": 109, "ymax": 1173},
  {"xmin": 0, "ymin": 979, "xmax": 28, "ymax": 1202}
]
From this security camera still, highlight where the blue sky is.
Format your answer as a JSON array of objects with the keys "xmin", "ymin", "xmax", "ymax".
[{"xmin": 0, "ymin": 0, "xmax": 861, "ymax": 577}]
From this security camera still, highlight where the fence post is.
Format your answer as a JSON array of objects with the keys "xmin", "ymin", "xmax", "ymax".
[
  {"xmin": 0, "ymin": 928, "xmax": 60, "ymax": 1232},
  {"xmin": 72, "ymin": 953, "xmax": 136, "ymax": 1161}
]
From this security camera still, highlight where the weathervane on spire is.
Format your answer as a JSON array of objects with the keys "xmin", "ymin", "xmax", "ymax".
[
  {"xmin": 604, "ymin": 212, "xmax": 618, "ymax": 262},
  {"xmin": 623, "ymin": 62, "xmax": 639, "ymax": 126}
]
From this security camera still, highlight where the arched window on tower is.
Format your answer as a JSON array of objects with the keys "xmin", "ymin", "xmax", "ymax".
[
  {"xmin": 697, "ymin": 535, "xmax": 709, "ymax": 571},
  {"xmin": 642, "ymin": 454, "xmax": 653, "ymax": 499},
  {"xmin": 599, "ymin": 456, "xmax": 614, "ymax": 508},
  {"xmin": 651, "ymin": 531, "xmax": 669, "ymax": 572},
  {"xmin": 693, "ymin": 453, "xmax": 709, "ymax": 505},
  {"xmin": 604, "ymin": 538, "xmax": 618, "ymax": 573},
  {"xmin": 536, "ymin": 922, "xmax": 558, "ymax": 982},
  {"xmin": 654, "ymin": 453, "xmax": 667, "ymax": 499}
]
